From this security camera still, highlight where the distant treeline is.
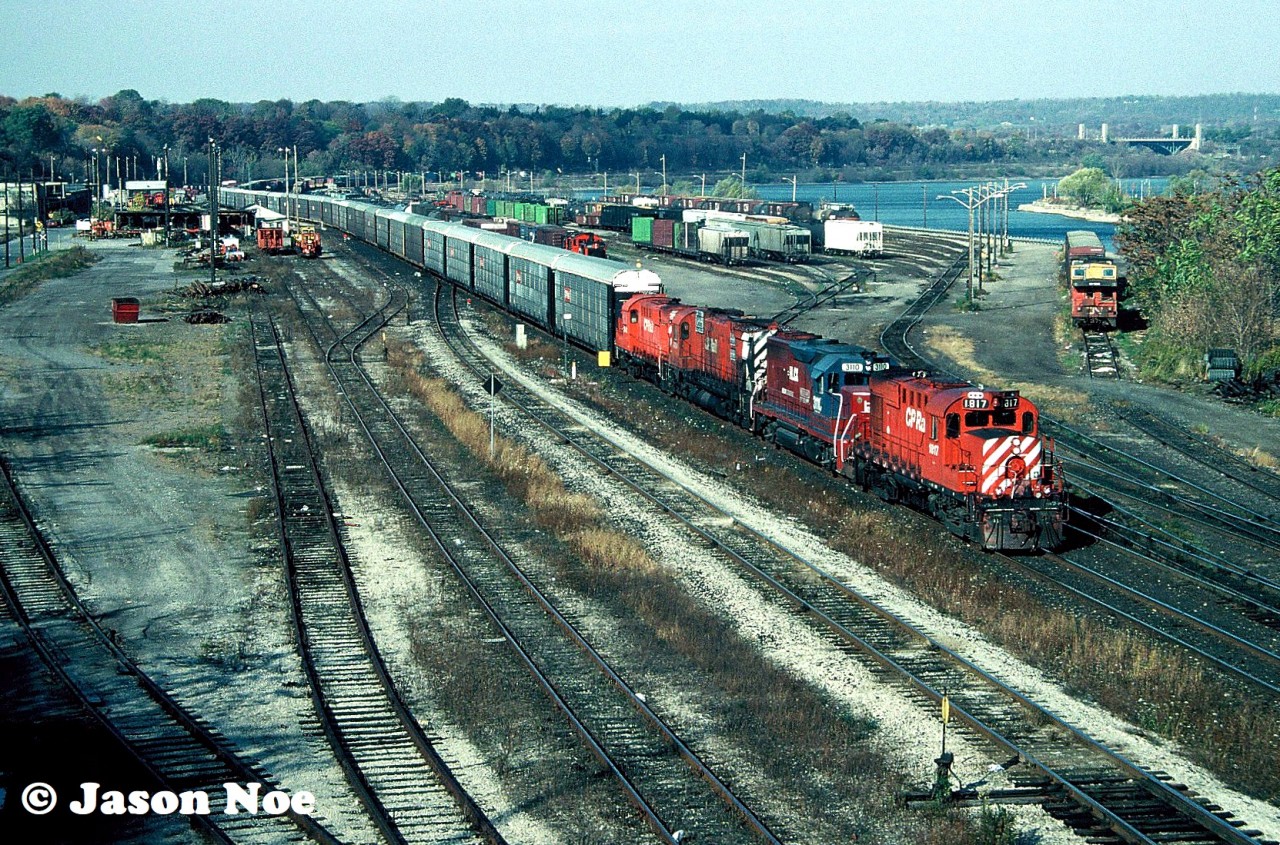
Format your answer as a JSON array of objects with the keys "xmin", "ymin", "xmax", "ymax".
[
  {"xmin": 663, "ymin": 94, "xmax": 1280, "ymax": 134},
  {"xmin": 1, "ymin": 90, "xmax": 1275, "ymax": 187}
]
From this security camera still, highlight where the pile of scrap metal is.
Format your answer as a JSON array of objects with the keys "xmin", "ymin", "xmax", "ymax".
[
  {"xmin": 1212, "ymin": 369, "xmax": 1280, "ymax": 402},
  {"xmin": 183, "ymin": 309, "xmax": 230, "ymax": 324},
  {"xmin": 180, "ymin": 276, "xmax": 263, "ymax": 298}
]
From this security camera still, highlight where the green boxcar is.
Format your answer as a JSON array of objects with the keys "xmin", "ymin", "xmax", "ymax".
[
  {"xmin": 534, "ymin": 204, "xmax": 549, "ymax": 224},
  {"xmin": 632, "ymin": 216, "xmax": 654, "ymax": 245},
  {"xmin": 485, "ymin": 199, "xmax": 497, "ymax": 216}
]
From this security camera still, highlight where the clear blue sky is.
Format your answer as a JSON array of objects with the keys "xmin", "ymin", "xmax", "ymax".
[{"xmin": 2, "ymin": 0, "xmax": 1275, "ymax": 106}]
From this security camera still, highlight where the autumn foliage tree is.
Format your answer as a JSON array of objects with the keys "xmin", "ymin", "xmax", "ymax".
[{"xmin": 1116, "ymin": 168, "xmax": 1280, "ymax": 374}]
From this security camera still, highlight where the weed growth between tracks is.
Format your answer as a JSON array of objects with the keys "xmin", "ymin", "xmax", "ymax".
[
  {"xmin": 385, "ymin": 338, "xmax": 1012, "ymax": 845},
  {"xmin": 546, "ymin": 345, "xmax": 1280, "ymax": 804}
]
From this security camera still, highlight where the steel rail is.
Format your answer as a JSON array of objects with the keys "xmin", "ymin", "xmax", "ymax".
[
  {"xmin": 0, "ymin": 453, "xmax": 342, "ymax": 845},
  {"xmin": 1066, "ymin": 487, "xmax": 1280, "ymax": 600},
  {"xmin": 1048, "ymin": 420, "xmax": 1280, "ymax": 538},
  {"xmin": 435, "ymin": 284, "xmax": 1262, "ymax": 845},
  {"xmin": 251, "ymin": 306, "xmax": 415, "ymax": 845},
  {"xmin": 1113, "ymin": 403, "xmax": 1280, "ymax": 505},
  {"xmin": 288, "ymin": 268, "xmax": 778, "ymax": 844},
  {"xmin": 255, "ymin": 295, "xmax": 507, "ymax": 845}
]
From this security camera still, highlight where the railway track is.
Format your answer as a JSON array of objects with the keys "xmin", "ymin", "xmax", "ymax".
[
  {"xmin": 1082, "ymin": 330, "xmax": 1120, "ymax": 378},
  {"xmin": 279, "ymin": 271, "xmax": 781, "ymax": 844},
  {"xmin": 767, "ymin": 267, "xmax": 870, "ymax": 326},
  {"xmin": 1049, "ymin": 419, "xmax": 1280, "ymax": 555},
  {"xmin": 878, "ymin": 252, "xmax": 1280, "ymax": 687},
  {"xmin": 248, "ymin": 303, "xmax": 503, "ymax": 845},
  {"xmin": 0, "ymin": 454, "xmax": 342, "ymax": 845},
  {"xmin": 1106, "ymin": 403, "xmax": 1280, "ymax": 507},
  {"xmin": 430, "ymin": 279, "xmax": 1270, "ymax": 845},
  {"xmin": 878, "ymin": 252, "xmax": 968, "ymax": 370}
]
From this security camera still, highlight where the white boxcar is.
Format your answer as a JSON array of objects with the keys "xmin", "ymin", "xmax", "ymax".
[{"xmin": 823, "ymin": 220, "xmax": 883, "ymax": 257}]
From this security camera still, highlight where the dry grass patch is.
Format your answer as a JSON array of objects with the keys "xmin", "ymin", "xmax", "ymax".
[
  {"xmin": 386, "ymin": 337, "xmax": 1002, "ymax": 843},
  {"xmin": 1238, "ymin": 445, "xmax": 1278, "ymax": 470},
  {"xmin": 925, "ymin": 325, "xmax": 1091, "ymax": 420},
  {"xmin": 538, "ymin": 353, "xmax": 1280, "ymax": 803}
]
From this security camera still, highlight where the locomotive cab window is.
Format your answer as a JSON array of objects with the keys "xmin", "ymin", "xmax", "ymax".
[
  {"xmin": 964, "ymin": 409, "xmax": 1017, "ymax": 428},
  {"xmin": 946, "ymin": 413, "xmax": 960, "ymax": 438},
  {"xmin": 680, "ymin": 323, "xmax": 690, "ymax": 340},
  {"xmin": 930, "ymin": 416, "xmax": 938, "ymax": 440},
  {"xmin": 1022, "ymin": 412, "xmax": 1035, "ymax": 435},
  {"xmin": 629, "ymin": 309, "xmax": 638, "ymax": 324}
]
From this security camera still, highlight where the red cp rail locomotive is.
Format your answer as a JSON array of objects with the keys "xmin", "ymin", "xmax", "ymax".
[{"xmin": 615, "ymin": 294, "xmax": 1066, "ymax": 552}]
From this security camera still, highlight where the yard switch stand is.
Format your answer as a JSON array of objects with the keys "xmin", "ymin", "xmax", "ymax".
[
  {"xmin": 484, "ymin": 373, "xmax": 503, "ymax": 458},
  {"xmin": 934, "ymin": 693, "xmax": 954, "ymax": 801}
]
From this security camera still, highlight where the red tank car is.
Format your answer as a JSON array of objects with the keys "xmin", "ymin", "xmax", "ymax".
[
  {"xmin": 860, "ymin": 373, "xmax": 1066, "ymax": 551},
  {"xmin": 615, "ymin": 294, "xmax": 773, "ymax": 418},
  {"xmin": 752, "ymin": 332, "xmax": 890, "ymax": 469}
]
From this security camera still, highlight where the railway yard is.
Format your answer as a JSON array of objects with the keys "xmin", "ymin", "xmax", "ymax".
[{"xmin": 2, "ymin": 219, "xmax": 1280, "ymax": 845}]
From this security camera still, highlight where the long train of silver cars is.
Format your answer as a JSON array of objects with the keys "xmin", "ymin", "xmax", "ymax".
[
  {"xmin": 219, "ymin": 187, "xmax": 661, "ymax": 356},
  {"xmin": 219, "ymin": 186, "xmax": 1062, "ymax": 552}
]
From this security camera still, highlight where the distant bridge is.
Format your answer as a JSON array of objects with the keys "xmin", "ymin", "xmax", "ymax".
[{"xmin": 1079, "ymin": 123, "xmax": 1203, "ymax": 155}]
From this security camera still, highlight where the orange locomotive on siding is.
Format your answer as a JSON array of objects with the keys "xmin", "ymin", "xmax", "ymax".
[{"xmin": 1064, "ymin": 230, "xmax": 1120, "ymax": 329}]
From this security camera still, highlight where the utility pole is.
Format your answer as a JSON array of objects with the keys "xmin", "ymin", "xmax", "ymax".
[
  {"xmin": 700, "ymin": 173, "xmax": 706, "ymax": 197},
  {"xmin": 740, "ymin": 152, "xmax": 746, "ymax": 187},
  {"xmin": 922, "ymin": 184, "xmax": 927, "ymax": 228},
  {"xmin": 30, "ymin": 169, "xmax": 39, "ymax": 254},
  {"xmin": 281, "ymin": 147, "xmax": 290, "ymax": 230},
  {"xmin": 4, "ymin": 168, "xmax": 11, "ymax": 268},
  {"xmin": 208, "ymin": 140, "xmax": 219, "ymax": 287},
  {"xmin": 163, "ymin": 145, "xmax": 171, "ymax": 245},
  {"xmin": 660, "ymin": 153, "xmax": 667, "ymax": 195},
  {"xmin": 1002, "ymin": 178, "xmax": 1011, "ymax": 255},
  {"xmin": 977, "ymin": 185, "xmax": 988, "ymax": 284},
  {"xmin": 17, "ymin": 169, "xmax": 26, "ymax": 263},
  {"xmin": 789, "ymin": 174, "xmax": 797, "ymax": 202},
  {"xmin": 938, "ymin": 187, "xmax": 979, "ymax": 305}
]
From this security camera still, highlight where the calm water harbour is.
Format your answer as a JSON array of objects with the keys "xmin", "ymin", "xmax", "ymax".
[{"xmin": 754, "ymin": 178, "xmax": 1165, "ymax": 252}]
